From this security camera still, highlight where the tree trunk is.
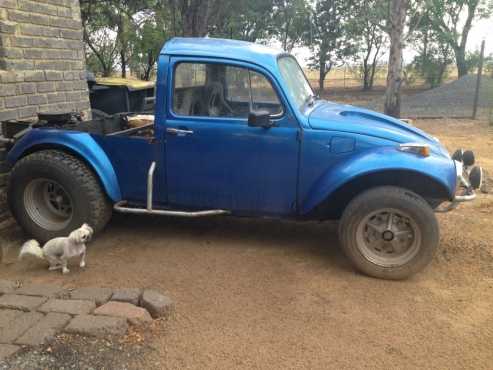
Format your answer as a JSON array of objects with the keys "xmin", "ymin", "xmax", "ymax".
[
  {"xmin": 369, "ymin": 42, "xmax": 381, "ymax": 90},
  {"xmin": 362, "ymin": 58, "xmax": 370, "ymax": 91},
  {"xmin": 143, "ymin": 50, "xmax": 154, "ymax": 81},
  {"xmin": 180, "ymin": 0, "xmax": 212, "ymax": 37},
  {"xmin": 120, "ymin": 50, "xmax": 126, "ymax": 78},
  {"xmin": 455, "ymin": 47, "xmax": 468, "ymax": 78},
  {"xmin": 102, "ymin": 67, "xmax": 112, "ymax": 77},
  {"xmin": 319, "ymin": 62, "xmax": 325, "ymax": 94},
  {"xmin": 384, "ymin": 0, "xmax": 407, "ymax": 118}
]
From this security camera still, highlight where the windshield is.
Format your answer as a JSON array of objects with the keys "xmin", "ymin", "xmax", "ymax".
[{"xmin": 278, "ymin": 56, "xmax": 314, "ymax": 110}]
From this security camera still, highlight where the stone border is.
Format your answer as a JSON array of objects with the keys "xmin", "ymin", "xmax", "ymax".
[{"xmin": 0, "ymin": 280, "xmax": 174, "ymax": 362}]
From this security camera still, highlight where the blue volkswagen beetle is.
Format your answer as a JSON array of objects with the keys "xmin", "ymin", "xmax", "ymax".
[{"xmin": 3, "ymin": 38, "xmax": 482, "ymax": 279}]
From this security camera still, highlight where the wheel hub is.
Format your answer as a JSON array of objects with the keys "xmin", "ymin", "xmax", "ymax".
[
  {"xmin": 382, "ymin": 230, "xmax": 394, "ymax": 241},
  {"xmin": 356, "ymin": 208, "xmax": 421, "ymax": 267},
  {"xmin": 24, "ymin": 178, "xmax": 73, "ymax": 231}
]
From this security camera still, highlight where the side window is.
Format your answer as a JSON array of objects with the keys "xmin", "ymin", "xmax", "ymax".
[
  {"xmin": 172, "ymin": 62, "xmax": 283, "ymax": 118},
  {"xmin": 250, "ymin": 71, "xmax": 282, "ymax": 115},
  {"xmin": 173, "ymin": 63, "xmax": 206, "ymax": 116}
]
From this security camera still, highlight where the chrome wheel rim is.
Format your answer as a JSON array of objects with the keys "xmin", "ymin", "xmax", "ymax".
[
  {"xmin": 23, "ymin": 178, "xmax": 73, "ymax": 231},
  {"xmin": 356, "ymin": 208, "xmax": 421, "ymax": 267}
]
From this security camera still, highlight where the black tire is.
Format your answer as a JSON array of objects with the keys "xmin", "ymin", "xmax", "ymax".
[
  {"xmin": 339, "ymin": 186, "xmax": 439, "ymax": 280},
  {"xmin": 0, "ymin": 148, "xmax": 7, "ymax": 161},
  {"xmin": 8, "ymin": 150, "xmax": 112, "ymax": 243}
]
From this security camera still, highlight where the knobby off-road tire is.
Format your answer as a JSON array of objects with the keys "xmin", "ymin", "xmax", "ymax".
[
  {"xmin": 0, "ymin": 147, "xmax": 9, "ymax": 173},
  {"xmin": 339, "ymin": 186, "xmax": 439, "ymax": 280},
  {"xmin": 8, "ymin": 150, "xmax": 112, "ymax": 243}
]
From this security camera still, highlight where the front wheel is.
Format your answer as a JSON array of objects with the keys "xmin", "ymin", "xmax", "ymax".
[
  {"xmin": 8, "ymin": 150, "xmax": 112, "ymax": 243},
  {"xmin": 339, "ymin": 186, "xmax": 439, "ymax": 280}
]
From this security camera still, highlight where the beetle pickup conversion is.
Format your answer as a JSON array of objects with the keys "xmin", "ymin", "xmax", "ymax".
[{"xmin": 1, "ymin": 38, "xmax": 483, "ymax": 280}]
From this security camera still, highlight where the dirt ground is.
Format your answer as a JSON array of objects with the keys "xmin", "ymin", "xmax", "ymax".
[{"xmin": 1, "ymin": 118, "xmax": 493, "ymax": 370}]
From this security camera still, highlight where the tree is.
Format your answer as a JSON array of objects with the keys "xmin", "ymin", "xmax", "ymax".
[
  {"xmin": 409, "ymin": 12, "xmax": 454, "ymax": 88},
  {"xmin": 271, "ymin": 0, "xmax": 310, "ymax": 51},
  {"xmin": 306, "ymin": 0, "xmax": 355, "ymax": 93},
  {"xmin": 177, "ymin": 0, "xmax": 215, "ymax": 36},
  {"xmin": 384, "ymin": 0, "xmax": 408, "ymax": 117},
  {"xmin": 348, "ymin": 0, "xmax": 387, "ymax": 90},
  {"xmin": 129, "ymin": 7, "xmax": 171, "ymax": 80},
  {"xmin": 207, "ymin": 0, "xmax": 274, "ymax": 41},
  {"xmin": 81, "ymin": 1, "xmax": 119, "ymax": 77},
  {"xmin": 426, "ymin": 0, "xmax": 492, "ymax": 78}
]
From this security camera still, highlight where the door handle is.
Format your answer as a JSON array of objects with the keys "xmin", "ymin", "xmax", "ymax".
[{"xmin": 166, "ymin": 127, "xmax": 194, "ymax": 136}]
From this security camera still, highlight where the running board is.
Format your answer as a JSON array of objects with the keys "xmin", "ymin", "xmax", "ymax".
[{"xmin": 113, "ymin": 161, "xmax": 229, "ymax": 217}]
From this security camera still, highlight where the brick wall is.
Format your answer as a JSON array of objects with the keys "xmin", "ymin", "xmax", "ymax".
[{"xmin": 0, "ymin": 0, "xmax": 90, "ymax": 122}]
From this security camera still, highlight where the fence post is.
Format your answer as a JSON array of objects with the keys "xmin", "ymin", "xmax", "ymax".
[
  {"xmin": 472, "ymin": 40, "xmax": 485, "ymax": 119},
  {"xmin": 343, "ymin": 65, "xmax": 346, "ymax": 90}
]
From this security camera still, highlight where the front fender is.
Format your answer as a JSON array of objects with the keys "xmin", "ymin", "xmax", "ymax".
[
  {"xmin": 6, "ymin": 129, "xmax": 122, "ymax": 202},
  {"xmin": 301, "ymin": 146, "xmax": 456, "ymax": 214}
]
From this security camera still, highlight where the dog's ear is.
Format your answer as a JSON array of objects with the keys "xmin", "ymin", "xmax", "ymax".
[{"xmin": 68, "ymin": 229, "xmax": 81, "ymax": 243}]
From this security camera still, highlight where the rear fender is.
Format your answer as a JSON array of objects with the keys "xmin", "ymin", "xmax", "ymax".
[
  {"xmin": 301, "ymin": 146, "xmax": 456, "ymax": 215},
  {"xmin": 6, "ymin": 129, "xmax": 122, "ymax": 202}
]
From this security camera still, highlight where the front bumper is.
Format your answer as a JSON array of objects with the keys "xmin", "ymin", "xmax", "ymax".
[{"xmin": 435, "ymin": 158, "xmax": 482, "ymax": 212}]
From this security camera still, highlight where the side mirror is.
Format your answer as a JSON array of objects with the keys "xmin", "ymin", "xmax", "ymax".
[{"xmin": 248, "ymin": 110, "xmax": 274, "ymax": 128}]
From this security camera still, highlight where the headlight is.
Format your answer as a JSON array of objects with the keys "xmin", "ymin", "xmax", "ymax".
[{"xmin": 398, "ymin": 143, "xmax": 430, "ymax": 157}]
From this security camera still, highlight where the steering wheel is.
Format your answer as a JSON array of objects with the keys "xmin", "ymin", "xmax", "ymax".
[{"xmin": 207, "ymin": 83, "xmax": 234, "ymax": 117}]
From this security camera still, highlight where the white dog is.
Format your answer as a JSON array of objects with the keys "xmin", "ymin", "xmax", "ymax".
[{"xmin": 19, "ymin": 224, "xmax": 94, "ymax": 274}]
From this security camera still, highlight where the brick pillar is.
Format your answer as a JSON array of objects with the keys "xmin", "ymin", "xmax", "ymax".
[{"xmin": 0, "ymin": 0, "xmax": 90, "ymax": 122}]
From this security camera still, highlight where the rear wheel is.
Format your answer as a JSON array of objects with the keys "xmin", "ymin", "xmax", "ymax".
[
  {"xmin": 339, "ymin": 186, "xmax": 439, "ymax": 280},
  {"xmin": 8, "ymin": 150, "xmax": 112, "ymax": 242}
]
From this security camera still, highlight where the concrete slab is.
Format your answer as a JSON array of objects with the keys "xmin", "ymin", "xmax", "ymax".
[
  {"xmin": 0, "ymin": 343, "xmax": 20, "ymax": 362},
  {"xmin": 0, "ymin": 280, "xmax": 16, "ymax": 295},
  {"xmin": 141, "ymin": 290, "xmax": 174, "ymax": 319},
  {"xmin": 111, "ymin": 288, "xmax": 141, "ymax": 305},
  {"xmin": 94, "ymin": 301, "xmax": 152, "ymax": 326},
  {"xmin": 16, "ymin": 283, "xmax": 64, "ymax": 298},
  {"xmin": 0, "ymin": 311, "xmax": 43, "ymax": 344},
  {"xmin": 64, "ymin": 315, "xmax": 128, "ymax": 337},
  {"xmin": 0, "ymin": 294, "xmax": 47, "ymax": 312},
  {"xmin": 70, "ymin": 287, "xmax": 113, "ymax": 306},
  {"xmin": 38, "ymin": 299, "xmax": 96, "ymax": 315},
  {"xmin": 15, "ymin": 312, "xmax": 71, "ymax": 346}
]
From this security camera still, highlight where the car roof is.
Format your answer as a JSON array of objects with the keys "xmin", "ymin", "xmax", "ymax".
[{"xmin": 160, "ymin": 37, "xmax": 285, "ymax": 70}]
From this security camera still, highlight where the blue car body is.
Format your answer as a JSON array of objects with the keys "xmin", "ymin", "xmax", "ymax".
[{"xmin": 6, "ymin": 38, "xmax": 457, "ymax": 219}]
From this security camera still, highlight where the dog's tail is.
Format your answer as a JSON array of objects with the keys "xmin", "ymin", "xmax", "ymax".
[{"xmin": 18, "ymin": 240, "xmax": 44, "ymax": 260}]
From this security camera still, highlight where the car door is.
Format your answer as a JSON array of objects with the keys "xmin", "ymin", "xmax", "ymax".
[{"xmin": 164, "ymin": 58, "xmax": 300, "ymax": 216}]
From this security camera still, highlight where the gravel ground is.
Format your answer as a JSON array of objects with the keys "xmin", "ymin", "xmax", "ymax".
[
  {"xmin": 1, "ymin": 118, "xmax": 492, "ymax": 369},
  {"xmin": 0, "ymin": 327, "xmax": 162, "ymax": 370},
  {"xmin": 362, "ymin": 75, "xmax": 493, "ymax": 118}
]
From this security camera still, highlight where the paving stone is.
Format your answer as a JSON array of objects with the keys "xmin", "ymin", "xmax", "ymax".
[
  {"xmin": 0, "ymin": 294, "xmax": 47, "ymax": 312},
  {"xmin": 111, "ymin": 288, "xmax": 141, "ymax": 305},
  {"xmin": 15, "ymin": 313, "xmax": 71, "ymax": 346},
  {"xmin": 0, "ymin": 344, "xmax": 20, "ymax": 362},
  {"xmin": 94, "ymin": 301, "xmax": 152, "ymax": 326},
  {"xmin": 0, "ymin": 280, "xmax": 16, "ymax": 295},
  {"xmin": 70, "ymin": 287, "xmax": 113, "ymax": 306},
  {"xmin": 141, "ymin": 290, "xmax": 174, "ymax": 319},
  {"xmin": 64, "ymin": 315, "xmax": 128, "ymax": 337},
  {"xmin": 16, "ymin": 283, "xmax": 64, "ymax": 298},
  {"xmin": 38, "ymin": 299, "xmax": 96, "ymax": 315},
  {"xmin": 0, "ymin": 310, "xmax": 43, "ymax": 344}
]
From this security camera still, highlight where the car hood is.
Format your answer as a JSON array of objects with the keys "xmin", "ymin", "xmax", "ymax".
[{"xmin": 308, "ymin": 101, "xmax": 439, "ymax": 145}]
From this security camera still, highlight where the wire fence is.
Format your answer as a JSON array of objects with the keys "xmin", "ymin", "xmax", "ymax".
[{"xmin": 307, "ymin": 63, "xmax": 493, "ymax": 119}]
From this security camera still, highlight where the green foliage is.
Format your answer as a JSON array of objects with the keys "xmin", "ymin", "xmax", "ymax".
[
  {"xmin": 207, "ymin": 0, "xmax": 274, "ymax": 41},
  {"xmin": 425, "ymin": 0, "xmax": 493, "ymax": 77},
  {"xmin": 305, "ymin": 0, "xmax": 356, "ymax": 92},
  {"xmin": 270, "ymin": 0, "xmax": 311, "ymax": 51},
  {"xmin": 347, "ymin": 0, "xmax": 388, "ymax": 90}
]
